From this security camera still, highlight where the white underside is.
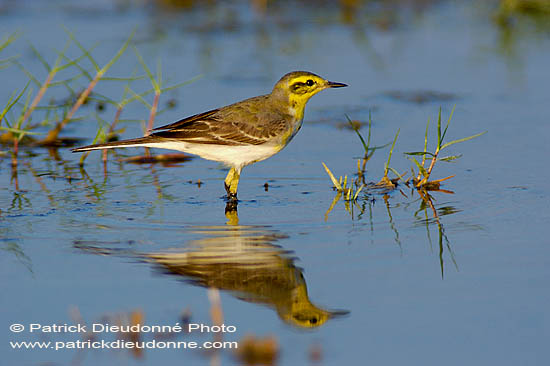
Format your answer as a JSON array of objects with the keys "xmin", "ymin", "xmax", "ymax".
[{"xmin": 86, "ymin": 141, "xmax": 280, "ymax": 169}]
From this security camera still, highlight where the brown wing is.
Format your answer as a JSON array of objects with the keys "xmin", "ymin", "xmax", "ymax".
[
  {"xmin": 151, "ymin": 97, "xmax": 291, "ymax": 146},
  {"xmin": 152, "ymin": 109, "xmax": 219, "ymax": 131}
]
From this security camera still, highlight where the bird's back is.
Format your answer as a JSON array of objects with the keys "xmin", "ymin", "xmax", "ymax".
[{"xmin": 152, "ymin": 94, "xmax": 295, "ymax": 147}]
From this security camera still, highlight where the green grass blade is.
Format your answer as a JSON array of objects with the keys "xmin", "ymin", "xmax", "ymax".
[
  {"xmin": 423, "ymin": 116, "xmax": 430, "ymax": 166},
  {"xmin": 53, "ymin": 38, "xmax": 72, "ymax": 70},
  {"xmin": 384, "ymin": 128, "xmax": 400, "ymax": 176},
  {"xmin": 388, "ymin": 167, "xmax": 405, "ymax": 181},
  {"xmin": 55, "ymin": 49, "xmax": 90, "ymax": 73},
  {"xmin": 58, "ymin": 53, "xmax": 92, "ymax": 81},
  {"xmin": 366, "ymin": 141, "xmax": 392, "ymax": 160},
  {"xmin": 1, "ymin": 91, "xmax": 18, "ymax": 124},
  {"xmin": 80, "ymin": 120, "xmax": 106, "ymax": 165},
  {"xmin": 440, "ymin": 131, "xmax": 487, "ymax": 150},
  {"xmin": 367, "ymin": 111, "xmax": 372, "ymax": 148},
  {"xmin": 99, "ymin": 76, "xmax": 145, "ymax": 82},
  {"xmin": 63, "ymin": 26, "xmax": 101, "ymax": 71},
  {"xmin": 16, "ymin": 88, "xmax": 34, "ymax": 128},
  {"xmin": 0, "ymin": 57, "xmax": 17, "ymax": 70},
  {"xmin": 440, "ymin": 104, "xmax": 456, "ymax": 145},
  {"xmin": 369, "ymin": 142, "xmax": 392, "ymax": 151},
  {"xmin": 28, "ymin": 43, "xmax": 52, "ymax": 72},
  {"xmin": 34, "ymin": 104, "xmax": 72, "ymax": 111},
  {"xmin": 156, "ymin": 58, "xmax": 162, "ymax": 89},
  {"xmin": 60, "ymin": 80, "xmax": 77, "ymax": 99},
  {"xmin": 49, "ymin": 73, "xmax": 85, "ymax": 87},
  {"xmin": 1, "ymin": 81, "xmax": 30, "ymax": 124},
  {"xmin": 86, "ymin": 92, "xmax": 117, "ymax": 105},
  {"xmin": 133, "ymin": 45, "xmax": 160, "ymax": 91},
  {"xmin": 346, "ymin": 114, "xmax": 368, "ymax": 153},
  {"xmin": 120, "ymin": 87, "xmax": 154, "ymax": 106},
  {"xmin": 0, "ymin": 32, "xmax": 19, "ymax": 53},
  {"xmin": 94, "ymin": 110, "xmax": 109, "ymax": 128},
  {"xmin": 160, "ymin": 75, "xmax": 202, "ymax": 93},
  {"xmin": 117, "ymin": 69, "xmax": 139, "ymax": 105},
  {"xmin": 438, "ymin": 154, "xmax": 463, "ymax": 162},
  {"xmin": 437, "ymin": 107, "xmax": 442, "ymax": 149},
  {"xmin": 127, "ymin": 87, "xmax": 152, "ymax": 109},
  {"xmin": 114, "ymin": 118, "xmax": 143, "ymax": 124},
  {"xmin": 407, "ymin": 156, "xmax": 427, "ymax": 177},
  {"xmin": 119, "ymin": 75, "xmax": 200, "ymax": 107},
  {"xmin": 404, "ymin": 151, "xmax": 436, "ymax": 157},
  {"xmin": 0, "ymin": 126, "xmax": 42, "ymax": 135},
  {"xmin": 14, "ymin": 60, "xmax": 41, "ymax": 87},
  {"xmin": 353, "ymin": 184, "xmax": 365, "ymax": 201},
  {"xmin": 101, "ymin": 30, "xmax": 134, "ymax": 73}
]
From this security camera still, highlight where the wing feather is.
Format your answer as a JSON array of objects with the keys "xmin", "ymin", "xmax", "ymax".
[
  {"xmin": 150, "ymin": 96, "xmax": 292, "ymax": 146},
  {"xmin": 152, "ymin": 109, "xmax": 219, "ymax": 131}
]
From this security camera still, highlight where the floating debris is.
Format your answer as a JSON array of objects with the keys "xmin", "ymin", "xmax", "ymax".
[
  {"xmin": 166, "ymin": 98, "xmax": 177, "ymax": 109},
  {"xmin": 121, "ymin": 153, "xmax": 192, "ymax": 165},
  {"xmin": 309, "ymin": 342, "xmax": 323, "ymax": 363},
  {"xmin": 234, "ymin": 335, "xmax": 279, "ymax": 366},
  {"xmin": 385, "ymin": 90, "xmax": 458, "ymax": 104},
  {"xmin": 336, "ymin": 118, "xmax": 365, "ymax": 130}
]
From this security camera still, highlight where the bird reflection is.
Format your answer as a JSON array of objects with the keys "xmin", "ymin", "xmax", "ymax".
[
  {"xmin": 75, "ymin": 205, "xmax": 347, "ymax": 328},
  {"xmin": 146, "ymin": 207, "xmax": 348, "ymax": 328}
]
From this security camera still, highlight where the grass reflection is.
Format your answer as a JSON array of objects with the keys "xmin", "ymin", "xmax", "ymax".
[
  {"xmin": 1, "ymin": 240, "xmax": 33, "ymax": 275},
  {"xmin": 415, "ymin": 189, "xmax": 458, "ymax": 278},
  {"xmin": 326, "ymin": 184, "xmax": 461, "ymax": 277}
]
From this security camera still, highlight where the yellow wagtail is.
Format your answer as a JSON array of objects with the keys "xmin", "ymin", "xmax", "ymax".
[{"xmin": 72, "ymin": 71, "xmax": 347, "ymax": 199}]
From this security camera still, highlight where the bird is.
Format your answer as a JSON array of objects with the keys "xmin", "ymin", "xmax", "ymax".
[{"xmin": 72, "ymin": 71, "xmax": 347, "ymax": 200}]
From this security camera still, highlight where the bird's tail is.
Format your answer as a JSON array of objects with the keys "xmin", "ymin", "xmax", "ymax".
[{"xmin": 71, "ymin": 137, "xmax": 153, "ymax": 153}]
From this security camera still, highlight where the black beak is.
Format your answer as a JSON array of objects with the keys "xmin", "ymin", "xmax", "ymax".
[
  {"xmin": 328, "ymin": 309, "xmax": 351, "ymax": 318},
  {"xmin": 327, "ymin": 81, "xmax": 348, "ymax": 88}
]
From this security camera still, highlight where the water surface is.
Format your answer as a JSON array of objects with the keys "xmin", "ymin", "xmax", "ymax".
[{"xmin": 2, "ymin": 1, "xmax": 550, "ymax": 365}]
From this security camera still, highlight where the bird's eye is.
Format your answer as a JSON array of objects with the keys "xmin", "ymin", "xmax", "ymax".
[{"xmin": 306, "ymin": 79, "xmax": 314, "ymax": 86}]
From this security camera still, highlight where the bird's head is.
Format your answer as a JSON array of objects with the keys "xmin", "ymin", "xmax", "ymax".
[{"xmin": 271, "ymin": 71, "xmax": 347, "ymax": 117}]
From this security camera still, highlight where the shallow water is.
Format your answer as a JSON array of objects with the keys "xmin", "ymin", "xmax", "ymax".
[{"xmin": 2, "ymin": 1, "xmax": 550, "ymax": 365}]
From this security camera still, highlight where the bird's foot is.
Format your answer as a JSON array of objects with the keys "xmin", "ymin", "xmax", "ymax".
[
  {"xmin": 225, "ymin": 199, "xmax": 238, "ymax": 213},
  {"xmin": 224, "ymin": 182, "xmax": 238, "ymax": 201},
  {"xmin": 226, "ymin": 192, "xmax": 238, "ymax": 201}
]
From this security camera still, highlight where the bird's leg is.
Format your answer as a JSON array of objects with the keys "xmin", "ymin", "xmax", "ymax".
[
  {"xmin": 224, "ymin": 168, "xmax": 235, "ymax": 195},
  {"xmin": 224, "ymin": 167, "xmax": 240, "ymax": 200}
]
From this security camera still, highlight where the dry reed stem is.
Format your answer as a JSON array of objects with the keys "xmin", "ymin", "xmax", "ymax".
[
  {"xmin": 42, "ymin": 70, "xmax": 104, "ymax": 144},
  {"xmin": 146, "ymin": 91, "xmax": 159, "ymax": 135},
  {"xmin": 11, "ymin": 160, "xmax": 19, "ymax": 190},
  {"xmin": 11, "ymin": 138, "xmax": 18, "ymax": 167},
  {"xmin": 208, "ymin": 287, "xmax": 224, "ymax": 343},
  {"xmin": 20, "ymin": 72, "xmax": 55, "ymax": 128}
]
